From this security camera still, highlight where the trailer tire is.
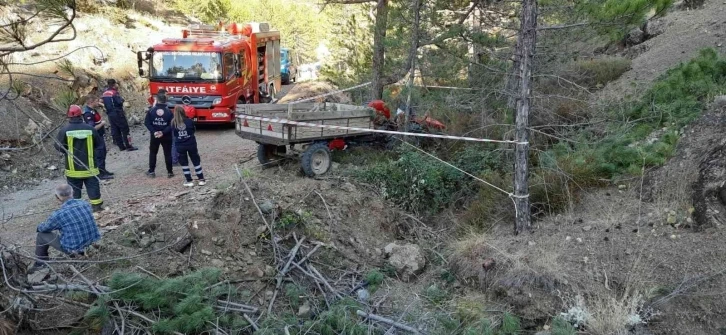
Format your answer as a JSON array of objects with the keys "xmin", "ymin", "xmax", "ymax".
[
  {"xmin": 257, "ymin": 144, "xmax": 280, "ymax": 167},
  {"xmin": 301, "ymin": 142, "xmax": 332, "ymax": 177}
]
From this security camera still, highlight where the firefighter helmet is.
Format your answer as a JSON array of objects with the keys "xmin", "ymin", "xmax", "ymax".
[{"xmin": 67, "ymin": 105, "xmax": 83, "ymax": 118}]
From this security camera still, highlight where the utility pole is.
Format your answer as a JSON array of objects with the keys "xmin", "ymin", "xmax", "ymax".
[{"xmin": 513, "ymin": 0, "xmax": 537, "ymax": 234}]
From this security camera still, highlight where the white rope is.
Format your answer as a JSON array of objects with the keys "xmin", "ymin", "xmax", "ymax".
[
  {"xmin": 236, "ymin": 115, "xmax": 527, "ymax": 145},
  {"xmin": 398, "ymin": 140, "xmax": 528, "ymax": 220},
  {"xmin": 289, "ymin": 82, "xmax": 372, "ymax": 104},
  {"xmin": 398, "ymin": 140, "xmax": 527, "ymax": 199}
]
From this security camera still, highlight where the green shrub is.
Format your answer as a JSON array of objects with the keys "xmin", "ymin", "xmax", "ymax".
[
  {"xmin": 551, "ymin": 317, "xmax": 577, "ymax": 335},
  {"xmin": 422, "ymin": 284, "xmax": 450, "ymax": 306},
  {"xmin": 80, "ymin": 268, "xmax": 238, "ymax": 334},
  {"xmin": 358, "ymin": 148, "xmax": 473, "ymax": 213},
  {"xmin": 499, "ymin": 313, "xmax": 521, "ymax": 335},
  {"xmin": 551, "ymin": 48, "xmax": 726, "ymax": 181},
  {"xmin": 569, "ymin": 58, "xmax": 632, "ymax": 89},
  {"xmin": 365, "ymin": 269, "xmax": 385, "ymax": 292}
]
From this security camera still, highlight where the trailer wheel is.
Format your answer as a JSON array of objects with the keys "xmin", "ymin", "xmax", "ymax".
[
  {"xmin": 301, "ymin": 142, "xmax": 332, "ymax": 177},
  {"xmin": 269, "ymin": 84, "xmax": 277, "ymax": 101},
  {"xmin": 257, "ymin": 144, "xmax": 282, "ymax": 167}
]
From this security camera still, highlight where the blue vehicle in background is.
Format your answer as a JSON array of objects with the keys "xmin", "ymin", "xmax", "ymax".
[{"xmin": 281, "ymin": 47, "xmax": 298, "ymax": 85}]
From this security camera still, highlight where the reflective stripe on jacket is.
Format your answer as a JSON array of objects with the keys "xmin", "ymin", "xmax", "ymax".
[{"xmin": 55, "ymin": 119, "xmax": 102, "ymax": 178}]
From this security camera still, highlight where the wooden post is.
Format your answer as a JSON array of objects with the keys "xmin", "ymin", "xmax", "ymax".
[
  {"xmin": 371, "ymin": 0, "xmax": 389, "ymax": 101},
  {"xmin": 514, "ymin": 0, "xmax": 537, "ymax": 234}
]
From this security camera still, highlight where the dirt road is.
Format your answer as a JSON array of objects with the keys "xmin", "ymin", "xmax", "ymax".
[{"xmin": 0, "ymin": 83, "xmax": 298, "ymax": 251}]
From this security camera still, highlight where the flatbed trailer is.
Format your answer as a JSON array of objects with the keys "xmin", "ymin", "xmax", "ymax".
[{"xmin": 235, "ymin": 102, "xmax": 375, "ymax": 176}]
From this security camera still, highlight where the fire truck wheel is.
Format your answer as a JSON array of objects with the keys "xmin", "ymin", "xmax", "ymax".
[
  {"xmin": 301, "ymin": 142, "xmax": 332, "ymax": 177},
  {"xmin": 257, "ymin": 144, "xmax": 278, "ymax": 167}
]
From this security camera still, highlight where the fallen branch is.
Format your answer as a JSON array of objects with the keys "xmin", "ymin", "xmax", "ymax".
[
  {"xmin": 308, "ymin": 265, "xmax": 343, "ymax": 299},
  {"xmin": 268, "ymin": 236, "xmax": 306, "ymax": 314},
  {"xmin": 243, "ymin": 313, "xmax": 259, "ymax": 331},
  {"xmin": 356, "ymin": 310, "xmax": 421, "ymax": 334}
]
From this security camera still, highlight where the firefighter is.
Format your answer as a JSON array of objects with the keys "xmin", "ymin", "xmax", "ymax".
[
  {"xmin": 171, "ymin": 105, "xmax": 206, "ymax": 187},
  {"xmin": 82, "ymin": 95, "xmax": 114, "ymax": 180},
  {"xmin": 144, "ymin": 93, "xmax": 174, "ymax": 178},
  {"xmin": 55, "ymin": 105, "xmax": 104, "ymax": 212},
  {"xmin": 101, "ymin": 79, "xmax": 138, "ymax": 152}
]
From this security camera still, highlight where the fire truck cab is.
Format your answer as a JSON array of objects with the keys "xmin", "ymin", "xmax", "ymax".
[{"xmin": 137, "ymin": 22, "xmax": 282, "ymax": 123}]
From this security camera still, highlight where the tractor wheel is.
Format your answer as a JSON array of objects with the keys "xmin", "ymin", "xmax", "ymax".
[
  {"xmin": 301, "ymin": 142, "xmax": 332, "ymax": 177},
  {"xmin": 257, "ymin": 144, "xmax": 284, "ymax": 167}
]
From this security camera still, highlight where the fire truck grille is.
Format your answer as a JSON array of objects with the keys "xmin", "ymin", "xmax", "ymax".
[{"xmin": 167, "ymin": 95, "xmax": 222, "ymax": 109}]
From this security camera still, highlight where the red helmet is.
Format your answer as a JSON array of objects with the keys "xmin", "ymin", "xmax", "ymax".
[{"xmin": 67, "ymin": 105, "xmax": 83, "ymax": 118}]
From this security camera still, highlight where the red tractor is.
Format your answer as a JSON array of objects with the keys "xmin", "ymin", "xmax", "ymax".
[{"xmin": 137, "ymin": 22, "xmax": 282, "ymax": 123}]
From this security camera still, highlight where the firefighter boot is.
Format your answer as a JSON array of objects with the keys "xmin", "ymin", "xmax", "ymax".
[{"xmin": 92, "ymin": 204, "xmax": 104, "ymax": 213}]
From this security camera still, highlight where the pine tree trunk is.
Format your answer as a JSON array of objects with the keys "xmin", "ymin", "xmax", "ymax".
[
  {"xmin": 514, "ymin": 0, "xmax": 537, "ymax": 234},
  {"xmin": 371, "ymin": 0, "xmax": 389, "ymax": 101},
  {"xmin": 404, "ymin": 0, "xmax": 422, "ymax": 132}
]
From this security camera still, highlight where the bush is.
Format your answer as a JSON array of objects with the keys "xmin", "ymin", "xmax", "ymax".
[
  {"xmin": 551, "ymin": 48, "xmax": 726, "ymax": 180},
  {"xmin": 80, "ymin": 268, "xmax": 247, "ymax": 335},
  {"xmin": 358, "ymin": 149, "xmax": 471, "ymax": 213},
  {"xmin": 569, "ymin": 58, "xmax": 632, "ymax": 89}
]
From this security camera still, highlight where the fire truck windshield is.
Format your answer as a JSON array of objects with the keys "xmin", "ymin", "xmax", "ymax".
[{"xmin": 151, "ymin": 51, "xmax": 222, "ymax": 82}]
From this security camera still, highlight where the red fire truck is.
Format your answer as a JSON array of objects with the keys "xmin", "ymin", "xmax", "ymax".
[{"xmin": 136, "ymin": 22, "xmax": 282, "ymax": 123}]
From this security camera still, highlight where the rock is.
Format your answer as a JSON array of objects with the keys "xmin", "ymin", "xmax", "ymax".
[
  {"xmin": 582, "ymin": 225, "xmax": 593, "ymax": 232},
  {"xmin": 259, "ymin": 200, "xmax": 275, "ymax": 214},
  {"xmin": 214, "ymin": 238, "xmax": 225, "ymax": 247},
  {"xmin": 297, "ymin": 302, "xmax": 311, "ymax": 318},
  {"xmin": 264, "ymin": 290, "xmax": 274, "ymax": 300},
  {"xmin": 47, "ymin": 165, "xmax": 57, "ymax": 170},
  {"xmin": 576, "ymin": 238, "xmax": 583, "ymax": 244},
  {"xmin": 666, "ymin": 214, "xmax": 677, "ymax": 224},
  {"xmin": 643, "ymin": 19, "xmax": 665, "ymax": 38},
  {"xmin": 384, "ymin": 242, "xmax": 426, "ymax": 282},
  {"xmin": 565, "ymin": 236, "xmax": 572, "ymax": 241},
  {"xmin": 625, "ymin": 27, "xmax": 645, "ymax": 46},
  {"xmin": 201, "ymin": 249, "xmax": 212, "ymax": 256},
  {"xmin": 714, "ymin": 95, "xmax": 726, "ymax": 110},
  {"xmin": 527, "ymin": 241, "xmax": 536, "ymax": 246},
  {"xmin": 264, "ymin": 265, "xmax": 275, "ymax": 276},
  {"xmin": 482, "ymin": 257, "xmax": 496, "ymax": 271},
  {"xmin": 249, "ymin": 251, "xmax": 257, "ymax": 257},
  {"xmin": 211, "ymin": 259, "xmax": 224, "ymax": 268},
  {"xmin": 128, "ymin": 115, "xmax": 142, "ymax": 126},
  {"xmin": 356, "ymin": 288, "xmax": 370, "ymax": 302},
  {"xmin": 139, "ymin": 235, "xmax": 153, "ymax": 248},
  {"xmin": 341, "ymin": 182, "xmax": 357, "ymax": 193},
  {"xmin": 254, "ymin": 225, "xmax": 268, "ymax": 236}
]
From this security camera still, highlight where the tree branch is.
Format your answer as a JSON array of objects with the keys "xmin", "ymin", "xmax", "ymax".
[{"xmin": 0, "ymin": 5, "xmax": 77, "ymax": 56}]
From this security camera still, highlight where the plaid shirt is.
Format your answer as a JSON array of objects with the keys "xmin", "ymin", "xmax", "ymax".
[{"xmin": 37, "ymin": 199, "xmax": 100, "ymax": 253}]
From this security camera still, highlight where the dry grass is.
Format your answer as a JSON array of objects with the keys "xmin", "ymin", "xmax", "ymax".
[
  {"xmin": 585, "ymin": 292, "xmax": 645, "ymax": 335},
  {"xmin": 449, "ymin": 234, "xmax": 567, "ymax": 293},
  {"xmin": 0, "ymin": 317, "xmax": 13, "ymax": 335}
]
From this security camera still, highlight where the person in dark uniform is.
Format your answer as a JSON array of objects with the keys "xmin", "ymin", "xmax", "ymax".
[
  {"xmin": 55, "ymin": 105, "xmax": 104, "ymax": 212},
  {"xmin": 82, "ymin": 95, "xmax": 113, "ymax": 180},
  {"xmin": 144, "ymin": 93, "xmax": 174, "ymax": 178},
  {"xmin": 101, "ymin": 79, "xmax": 138, "ymax": 152},
  {"xmin": 172, "ymin": 105, "xmax": 206, "ymax": 187}
]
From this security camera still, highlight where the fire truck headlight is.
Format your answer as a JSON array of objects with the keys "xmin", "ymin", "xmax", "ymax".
[{"xmin": 212, "ymin": 98, "xmax": 222, "ymax": 105}]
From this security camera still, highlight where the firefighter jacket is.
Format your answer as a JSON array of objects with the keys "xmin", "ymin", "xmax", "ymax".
[
  {"xmin": 101, "ymin": 87, "xmax": 125, "ymax": 115},
  {"xmin": 54, "ymin": 118, "xmax": 102, "ymax": 178},
  {"xmin": 144, "ymin": 104, "xmax": 173, "ymax": 136}
]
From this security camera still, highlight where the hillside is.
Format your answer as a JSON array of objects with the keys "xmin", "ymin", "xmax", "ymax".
[{"xmin": 0, "ymin": 0, "xmax": 725, "ymax": 334}]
